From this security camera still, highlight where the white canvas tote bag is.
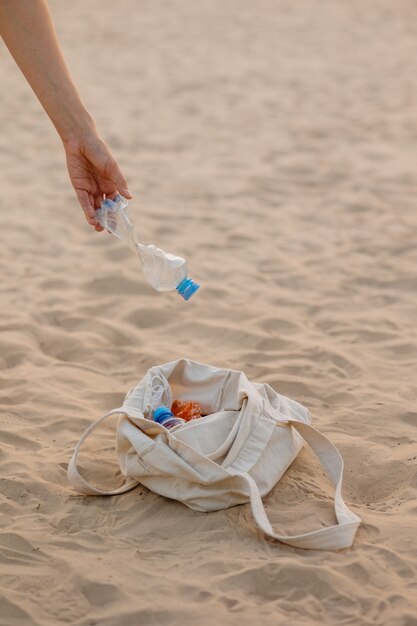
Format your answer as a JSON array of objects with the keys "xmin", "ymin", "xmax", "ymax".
[{"xmin": 68, "ymin": 359, "xmax": 361, "ymax": 550}]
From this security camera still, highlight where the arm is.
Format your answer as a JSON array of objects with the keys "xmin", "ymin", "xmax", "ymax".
[{"xmin": 0, "ymin": 0, "xmax": 132, "ymax": 230}]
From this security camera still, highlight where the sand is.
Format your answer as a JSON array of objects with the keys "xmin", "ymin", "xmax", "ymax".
[{"xmin": 1, "ymin": 0, "xmax": 416, "ymax": 624}]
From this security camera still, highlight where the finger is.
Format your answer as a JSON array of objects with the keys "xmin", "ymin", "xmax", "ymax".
[
  {"xmin": 76, "ymin": 189, "xmax": 99, "ymax": 227},
  {"xmin": 98, "ymin": 179, "xmax": 118, "ymax": 200},
  {"xmin": 93, "ymin": 193, "xmax": 111, "ymax": 233},
  {"xmin": 94, "ymin": 193, "xmax": 104, "ymax": 209},
  {"xmin": 89, "ymin": 193, "xmax": 107, "ymax": 230}
]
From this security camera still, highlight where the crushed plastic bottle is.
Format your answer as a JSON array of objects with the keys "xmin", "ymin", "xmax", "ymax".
[
  {"xmin": 96, "ymin": 195, "xmax": 199, "ymax": 300},
  {"xmin": 171, "ymin": 400, "xmax": 202, "ymax": 421},
  {"xmin": 153, "ymin": 407, "xmax": 185, "ymax": 430}
]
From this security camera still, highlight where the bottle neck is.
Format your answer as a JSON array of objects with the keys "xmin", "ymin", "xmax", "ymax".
[
  {"xmin": 176, "ymin": 277, "xmax": 200, "ymax": 300},
  {"xmin": 153, "ymin": 407, "xmax": 174, "ymax": 424}
]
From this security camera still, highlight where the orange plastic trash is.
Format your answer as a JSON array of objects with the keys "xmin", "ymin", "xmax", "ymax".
[{"xmin": 171, "ymin": 400, "xmax": 202, "ymax": 421}]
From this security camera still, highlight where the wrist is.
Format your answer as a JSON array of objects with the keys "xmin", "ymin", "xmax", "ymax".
[{"xmin": 59, "ymin": 110, "xmax": 97, "ymax": 146}]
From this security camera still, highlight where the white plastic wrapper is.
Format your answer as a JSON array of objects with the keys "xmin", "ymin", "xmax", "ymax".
[{"xmin": 96, "ymin": 195, "xmax": 199, "ymax": 299}]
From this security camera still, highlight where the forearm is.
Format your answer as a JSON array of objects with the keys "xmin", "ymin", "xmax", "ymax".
[{"xmin": 0, "ymin": 0, "xmax": 95, "ymax": 142}]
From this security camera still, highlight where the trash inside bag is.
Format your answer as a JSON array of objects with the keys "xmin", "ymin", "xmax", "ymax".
[{"xmin": 96, "ymin": 195, "xmax": 200, "ymax": 300}]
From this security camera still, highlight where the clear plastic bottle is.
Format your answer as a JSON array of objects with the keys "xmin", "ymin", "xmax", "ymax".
[
  {"xmin": 96, "ymin": 195, "xmax": 199, "ymax": 300},
  {"xmin": 153, "ymin": 407, "xmax": 186, "ymax": 430}
]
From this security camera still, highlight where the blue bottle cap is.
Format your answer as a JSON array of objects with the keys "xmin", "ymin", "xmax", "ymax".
[
  {"xmin": 153, "ymin": 407, "xmax": 174, "ymax": 424},
  {"xmin": 176, "ymin": 277, "xmax": 200, "ymax": 301}
]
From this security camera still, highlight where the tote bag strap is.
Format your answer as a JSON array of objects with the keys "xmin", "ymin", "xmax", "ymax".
[
  {"xmin": 234, "ymin": 419, "xmax": 361, "ymax": 550},
  {"xmin": 67, "ymin": 409, "xmax": 139, "ymax": 496}
]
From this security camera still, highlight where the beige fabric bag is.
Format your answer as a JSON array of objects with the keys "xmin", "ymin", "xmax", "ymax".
[{"xmin": 68, "ymin": 359, "xmax": 361, "ymax": 550}]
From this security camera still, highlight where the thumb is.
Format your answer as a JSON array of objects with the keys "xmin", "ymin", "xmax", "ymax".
[{"xmin": 110, "ymin": 161, "xmax": 133, "ymax": 199}]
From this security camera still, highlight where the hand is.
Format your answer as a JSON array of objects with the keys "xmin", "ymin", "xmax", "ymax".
[{"xmin": 64, "ymin": 134, "xmax": 132, "ymax": 231}]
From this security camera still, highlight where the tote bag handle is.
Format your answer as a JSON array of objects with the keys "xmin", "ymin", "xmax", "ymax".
[
  {"xmin": 234, "ymin": 418, "xmax": 361, "ymax": 550},
  {"xmin": 67, "ymin": 409, "xmax": 139, "ymax": 496}
]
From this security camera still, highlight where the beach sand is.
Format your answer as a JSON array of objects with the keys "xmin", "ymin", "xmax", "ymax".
[{"xmin": 1, "ymin": 1, "xmax": 416, "ymax": 624}]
